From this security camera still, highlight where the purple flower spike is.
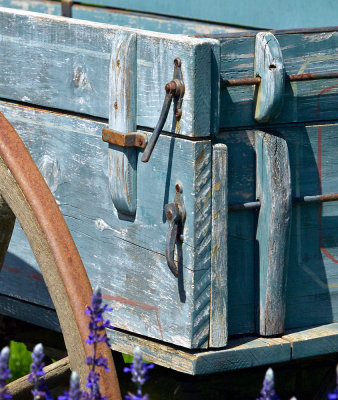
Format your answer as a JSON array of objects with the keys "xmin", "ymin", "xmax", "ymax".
[
  {"xmin": 58, "ymin": 371, "xmax": 83, "ymax": 400},
  {"xmin": 85, "ymin": 287, "xmax": 113, "ymax": 400},
  {"xmin": 124, "ymin": 346, "xmax": 154, "ymax": 400},
  {"xmin": 257, "ymin": 368, "xmax": 279, "ymax": 400},
  {"xmin": 328, "ymin": 365, "xmax": 338, "ymax": 399},
  {"xmin": 28, "ymin": 343, "xmax": 52, "ymax": 400},
  {"xmin": 0, "ymin": 346, "xmax": 12, "ymax": 400}
]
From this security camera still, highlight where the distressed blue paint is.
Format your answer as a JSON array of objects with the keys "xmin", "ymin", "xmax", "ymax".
[
  {"xmin": 0, "ymin": 100, "xmax": 212, "ymax": 349},
  {"xmin": 76, "ymin": 0, "xmax": 338, "ymax": 30},
  {"xmin": 220, "ymin": 31, "xmax": 338, "ymax": 129}
]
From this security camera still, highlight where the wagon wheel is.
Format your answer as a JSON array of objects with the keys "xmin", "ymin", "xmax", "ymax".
[{"xmin": 0, "ymin": 113, "xmax": 121, "ymax": 400}]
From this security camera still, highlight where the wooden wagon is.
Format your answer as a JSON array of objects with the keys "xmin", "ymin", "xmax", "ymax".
[{"xmin": 0, "ymin": 0, "xmax": 337, "ymax": 396}]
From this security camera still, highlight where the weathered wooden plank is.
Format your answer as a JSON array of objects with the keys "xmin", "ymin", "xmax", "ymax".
[
  {"xmin": 255, "ymin": 131, "xmax": 292, "ymax": 336},
  {"xmin": 0, "ymin": 294, "xmax": 60, "ymax": 331},
  {"xmin": 7, "ymin": 356, "xmax": 70, "ymax": 399},
  {"xmin": 107, "ymin": 32, "xmax": 137, "ymax": 216},
  {"xmin": 73, "ymin": 0, "xmax": 338, "ymax": 30},
  {"xmin": 0, "ymin": 0, "xmax": 245, "ymax": 35},
  {"xmin": 108, "ymin": 328, "xmax": 290, "ymax": 374},
  {"xmin": 0, "ymin": 100, "xmax": 212, "ymax": 348},
  {"xmin": 210, "ymin": 144, "xmax": 228, "ymax": 347},
  {"xmin": 219, "ymin": 31, "xmax": 338, "ymax": 128},
  {"xmin": 0, "ymin": 7, "xmax": 218, "ymax": 137},
  {"xmin": 283, "ymin": 323, "xmax": 338, "ymax": 360}
]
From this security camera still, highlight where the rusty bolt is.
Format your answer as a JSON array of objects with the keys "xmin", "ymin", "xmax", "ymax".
[
  {"xmin": 175, "ymin": 183, "xmax": 183, "ymax": 193},
  {"xmin": 114, "ymin": 102, "xmax": 118, "ymax": 110},
  {"xmin": 117, "ymin": 60, "xmax": 120, "ymax": 67},
  {"xmin": 165, "ymin": 80, "xmax": 177, "ymax": 95}
]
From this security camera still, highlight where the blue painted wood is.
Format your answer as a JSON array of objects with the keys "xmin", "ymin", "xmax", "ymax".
[
  {"xmin": 0, "ymin": 7, "xmax": 218, "ymax": 137},
  {"xmin": 0, "ymin": 0, "xmax": 245, "ymax": 35},
  {"xmin": 0, "ymin": 100, "xmax": 212, "ymax": 349},
  {"xmin": 255, "ymin": 131, "xmax": 292, "ymax": 336},
  {"xmin": 254, "ymin": 33, "xmax": 285, "ymax": 123},
  {"xmin": 210, "ymin": 144, "xmax": 228, "ymax": 347},
  {"xmin": 107, "ymin": 32, "xmax": 137, "ymax": 216},
  {"xmin": 219, "ymin": 31, "xmax": 338, "ymax": 129},
  {"xmin": 74, "ymin": 0, "xmax": 338, "ymax": 30}
]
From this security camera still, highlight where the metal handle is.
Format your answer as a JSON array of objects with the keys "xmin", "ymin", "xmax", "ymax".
[
  {"xmin": 141, "ymin": 58, "xmax": 185, "ymax": 163},
  {"xmin": 164, "ymin": 184, "xmax": 186, "ymax": 277}
]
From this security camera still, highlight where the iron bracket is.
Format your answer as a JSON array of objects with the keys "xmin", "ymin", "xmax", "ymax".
[{"xmin": 164, "ymin": 184, "xmax": 186, "ymax": 278}]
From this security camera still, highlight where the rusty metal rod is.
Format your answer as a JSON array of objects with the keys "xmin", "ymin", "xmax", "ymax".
[
  {"xmin": 229, "ymin": 192, "xmax": 338, "ymax": 211},
  {"xmin": 221, "ymin": 71, "xmax": 338, "ymax": 88}
]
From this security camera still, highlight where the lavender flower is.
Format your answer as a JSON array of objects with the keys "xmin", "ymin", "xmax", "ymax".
[
  {"xmin": 0, "ymin": 347, "xmax": 12, "ymax": 400},
  {"xmin": 85, "ymin": 287, "xmax": 112, "ymax": 400},
  {"xmin": 124, "ymin": 346, "xmax": 154, "ymax": 400},
  {"xmin": 257, "ymin": 368, "xmax": 279, "ymax": 400},
  {"xmin": 58, "ymin": 371, "xmax": 83, "ymax": 400},
  {"xmin": 328, "ymin": 365, "xmax": 338, "ymax": 399},
  {"xmin": 28, "ymin": 343, "xmax": 52, "ymax": 400}
]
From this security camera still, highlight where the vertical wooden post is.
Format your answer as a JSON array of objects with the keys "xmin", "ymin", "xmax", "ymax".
[
  {"xmin": 210, "ymin": 144, "xmax": 228, "ymax": 347},
  {"xmin": 255, "ymin": 131, "xmax": 292, "ymax": 336},
  {"xmin": 108, "ymin": 32, "xmax": 138, "ymax": 217}
]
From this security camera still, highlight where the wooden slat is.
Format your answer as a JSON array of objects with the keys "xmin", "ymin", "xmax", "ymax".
[
  {"xmin": 210, "ymin": 144, "xmax": 228, "ymax": 347},
  {"xmin": 0, "ymin": 7, "xmax": 219, "ymax": 137},
  {"xmin": 0, "ymin": 100, "xmax": 212, "ymax": 348},
  {"xmin": 7, "ymin": 357, "xmax": 70, "ymax": 399},
  {"xmin": 219, "ymin": 31, "xmax": 338, "ymax": 128},
  {"xmin": 255, "ymin": 131, "xmax": 292, "ymax": 336},
  {"xmin": 107, "ymin": 328, "xmax": 290, "ymax": 374},
  {"xmin": 283, "ymin": 323, "xmax": 338, "ymax": 360},
  {"xmin": 107, "ymin": 31, "xmax": 137, "ymax": 216},
  {"xmin": 72, "ymin": 0, "xmax": 338, "ymax": 30}
]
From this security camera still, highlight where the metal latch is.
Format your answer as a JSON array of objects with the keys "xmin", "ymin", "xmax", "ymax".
[
  {"xmin": 164, "ymin": 184, "xmax": 186, "ymax": 277},
  {"xmin": 141, "ymin": 58, "xmax": 185, "ymax": 163}
]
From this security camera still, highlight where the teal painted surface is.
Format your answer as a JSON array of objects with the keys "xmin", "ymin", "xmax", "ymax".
[
  {"xmin": 210, "ymin": 144, "xmax": 228, "ymax": 347},
  {"xmin": 220, "ymin": 31, "xmax": 338, "ymax": 129},
  {"xmin": 77, "ymin": 0, "xmax": 338, "ymax": 30},
  {"xmin": 108, "ymin": 32, "xmax": 137, "ymax": 216},
  {"xmin": 0, "ymin": 0, "xmax": 61, "ymax": 14},
  {"xmin": 254, "ymin": 33, "xmax": 285, "ymax": 123},
  {"xmin": 0, "ymin": 100, "xmax": 212, "ymax": 349},
  {"xmin": 0, "ymin": 7, "xmax": 218, "ymax": 137},
  {"xmin": 0, "ymin": 0, "xmax": 245, "ymax": 35},
  {"xmin": 255, "ymin": 132, "xmax": 292, "ymax": 336},
  {"xmin": 73, "ymin": 4, "xmax": 244, "ymax": 35}
]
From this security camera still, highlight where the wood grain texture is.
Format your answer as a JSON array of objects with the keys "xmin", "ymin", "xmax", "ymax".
[
  {"xmin": 0, "ymin": 101, "xmax": 212, "ymax": 348},
  {"xmin": 219, "ymin": 31, "xmax": 338, "ymax": 128},
  {"xmin": 209, "ymin": 144, "xmax": 228, "ymax": 347},
  {"xmin": 254, "ymin": 32, "xmax": 285, "ymax": 123},
  {"xmin": 0, "ymin": 196, "xmax": 15, "ymax": 270},
  {"xmin": 7, "ymin": 356, "xmax": 70, "ymax": 399},
  {"xmin": 67, "ymin": 0, "xmax": 338, "ymax": 30},
  {"xmin": 107, "ymin": 328, "xmax": 290, "ymax": 374},
  {"xmin": 0, "ymin": 0, "xmax": 246, "ymax": 35},
  {"xmin": 0, "ymin": 7, "xmax": 218, "ymax": 137},
  {"xmin": 108, "ymin": 32, "xmax": 137, "ymax": 216},
  {"xmin": 0, "ymin": 112, "xmax": 121, "ymax": 399},
  {"xmin": 255, "ymin": 131, "xmax": 292, "ymax": 336},
  {"xmin": 283, "ymin": 323, "xmax": 338, "ymax": 360}
]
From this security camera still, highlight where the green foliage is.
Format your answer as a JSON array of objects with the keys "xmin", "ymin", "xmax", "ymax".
[{"xmin": 8, "ymin": 341, "xmax": 32, "ymax": 382}]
